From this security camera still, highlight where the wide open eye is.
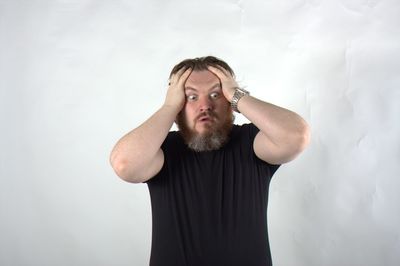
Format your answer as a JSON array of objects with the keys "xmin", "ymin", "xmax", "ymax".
[
  {"xmin": 210, "ymin": 92, "xmax": 220, "ymax": 100},
  {"xmin": 187, "ymin": 94, "xmax": 198, "ymax": 101}
]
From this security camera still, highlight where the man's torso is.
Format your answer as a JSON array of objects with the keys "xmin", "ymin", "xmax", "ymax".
[{"xmin": 146, "ymin": 124, "xmax": 280, "ymax": 266}]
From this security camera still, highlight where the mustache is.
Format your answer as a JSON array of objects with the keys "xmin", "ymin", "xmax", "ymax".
[{"xmin": 195, "ymin": 111, "xmax": 218, "ymax": 121}]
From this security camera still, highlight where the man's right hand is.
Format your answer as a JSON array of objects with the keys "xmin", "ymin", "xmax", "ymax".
[{"xmin": 164, "ymin": 67, "xmax": 192, "ymax": 112}]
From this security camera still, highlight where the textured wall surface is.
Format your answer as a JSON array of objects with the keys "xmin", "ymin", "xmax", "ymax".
[{"xmin": 1, "ymin": 0, "xmax": 399, "ymax": 265}]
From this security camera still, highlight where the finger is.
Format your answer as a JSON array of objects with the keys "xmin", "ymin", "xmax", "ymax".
[
  {"xmin": 177, "ymin": 68, "xmax": 192, "ymax": 86},
  {"xmin": 210, "ymin": 65, "xmax": 229, "ymax": 73},
  {"xmin": 176, "ymin": 66, "xmax": 189, "ymax": 77},
  {"xmin": 207, "ymin": 66, "xmax": 229, "ymax": 80},
  {"xmin": 169, "ymin": 69, "xmax": 183, "ymax": 84},
  {"xmin": 169, "ymin": 67, "xmax": 188, "ymax": 85}
]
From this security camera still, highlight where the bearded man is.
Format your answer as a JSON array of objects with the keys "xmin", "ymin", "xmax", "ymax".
[{"xmin": 110, "ymin": 56, "xmax": 310, "ymax": 266}]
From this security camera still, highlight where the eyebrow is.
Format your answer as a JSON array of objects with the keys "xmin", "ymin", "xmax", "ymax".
[{"xmin": 185, "ymin": 83, "xmax": 221, "ymax": 92}]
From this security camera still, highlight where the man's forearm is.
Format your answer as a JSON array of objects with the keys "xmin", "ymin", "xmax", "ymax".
[
  {"xmin": 110, "ymin": 67, "xmax": 191, "ymax": 182},
  {"xmin": 110, "ymin": 105, "xmax": 179, "ymax": 182},
  {"xmin": 238, "ymin": 95, "xmax": 310, "ymax": 162}
]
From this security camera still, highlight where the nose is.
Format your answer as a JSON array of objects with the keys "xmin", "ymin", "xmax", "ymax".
[{"xmin": 198, "ymin": 96, "xmax": 213, "ymax": 112}]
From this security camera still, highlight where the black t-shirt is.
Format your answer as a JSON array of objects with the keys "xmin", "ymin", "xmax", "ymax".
[{"xmin": 145, "ymin": 123, "xmax": 280, "ymax": 266}]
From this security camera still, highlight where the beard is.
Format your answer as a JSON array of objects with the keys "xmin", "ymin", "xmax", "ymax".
[{"xmin": 176, "ymin": 110, "xmax": 234, "ymax": 152}]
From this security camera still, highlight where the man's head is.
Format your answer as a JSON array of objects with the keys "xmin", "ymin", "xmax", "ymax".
[
  {"xmin": 169, "ymin": 56, "xmax": 235, "ymax": 79},
  {"xmin": 172, "ymin": 56, "xmax": 235, "ymax": 152}
]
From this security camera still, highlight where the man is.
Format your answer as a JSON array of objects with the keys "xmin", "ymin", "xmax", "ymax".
[{"xmin": 110, "ymin": 56, "xmax": 310, "ymax": 266}]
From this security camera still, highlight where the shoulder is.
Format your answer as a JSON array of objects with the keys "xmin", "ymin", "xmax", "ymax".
[
  {"xmin": 143, "ymin": 131, "xmax": 184, "ymax": 185},
  {"xmin": 230, "ymin": 123, "xmax": 281, "ymax": 172},
  {"xmin": 163, "ymin": 131, "xmax": 184, "ymax": 148},
  {"xmin": 230, "ymin": 123, "xmax": 259, "ymax": 142},
  {"xmin": 160, "ymin": 130, "xmax": 188, "ymax": 161},
  {"xmin": 225, "ymin": 123, "xmax": 259, "ymax": 154}
]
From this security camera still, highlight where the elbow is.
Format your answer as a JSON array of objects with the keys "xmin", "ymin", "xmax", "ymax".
[
  {"xmin": 110, "ymin": 157, "xmax": 144, "ymax": 184},
  {"xmin": 295, "ymin": 120, "xmax": 311, "ymax": 153}
]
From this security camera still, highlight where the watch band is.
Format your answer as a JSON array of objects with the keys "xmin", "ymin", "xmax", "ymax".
[{"xmin": 231, "ymin": 87, "xmax": 249, "ymax": 113}]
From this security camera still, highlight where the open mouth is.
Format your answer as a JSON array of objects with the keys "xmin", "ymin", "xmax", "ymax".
[
  {"xmin": 198, "ymin": 115, "xmax": 213, "ymax": 122},
  {"xmin": 196, "ymin": 112, "xmax": 216, "ymax": 124}
]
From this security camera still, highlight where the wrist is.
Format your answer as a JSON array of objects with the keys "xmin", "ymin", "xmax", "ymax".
[
  {"xmin": 231, "ymin": 87, "xmax": 250, "ymax": 113},
  {"xmin": 162, "ymin": 103, "xmax": 182, "ymax": 116}
]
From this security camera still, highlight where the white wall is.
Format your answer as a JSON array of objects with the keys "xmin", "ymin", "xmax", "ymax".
[{"xmin": 1, "ymin": 0, "xmax": 399, "ymax": 265}]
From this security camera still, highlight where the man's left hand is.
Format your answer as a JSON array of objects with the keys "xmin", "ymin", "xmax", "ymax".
[{"xmin": 207, "ymin": 66, "xmax": 239, "ymax": 102}]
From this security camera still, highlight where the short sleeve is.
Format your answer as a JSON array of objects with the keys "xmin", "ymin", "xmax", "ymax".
[{"xmin": 239, "ymin": 123, "xmax": 281, "ymax": 177}]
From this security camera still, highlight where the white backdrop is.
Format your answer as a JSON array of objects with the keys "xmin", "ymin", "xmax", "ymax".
[{"xmin": 1, "ymin": 0, "xmax": 399, "ymax": 265}]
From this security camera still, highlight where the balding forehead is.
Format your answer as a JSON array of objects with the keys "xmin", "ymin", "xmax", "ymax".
[
  {"xmin": 186, "ymin": 70, "xmax": 219, "ymax": 83},
  {"xmin": 185, "ymin": 83, "xmax": 221, "ymax": 92}
]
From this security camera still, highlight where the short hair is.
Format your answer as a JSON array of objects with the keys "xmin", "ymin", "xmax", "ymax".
[{"xmin": 169, "ymin": 56, "xmax": 235, "ymax": 78}]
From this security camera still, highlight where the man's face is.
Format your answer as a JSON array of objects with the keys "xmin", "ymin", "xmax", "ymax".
[{"xmin": 176, "ymin": 70, "xmax": 234, "ymax": 151}]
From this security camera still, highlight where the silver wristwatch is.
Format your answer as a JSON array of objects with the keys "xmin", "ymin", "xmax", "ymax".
[{"xmin": 231, "ymin": 87, "xmax": 249, "ymax": 113}]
